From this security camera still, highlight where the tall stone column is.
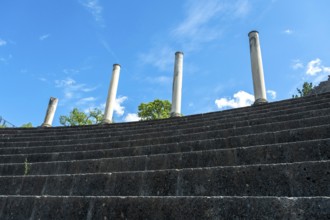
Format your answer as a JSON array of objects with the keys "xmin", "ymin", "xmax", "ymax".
[
  {"xmin": 248, "ymin": 31, "xmax": 268, "ymax": 104},
  {"xmin": 171, "ymin": 51, "xmax": 184, "ymax": 117},
  {"xmin": 41, "ymin": 97, "xmax": 58, "ymax": 127},
  {"xmin": 103, "ymin": 64, "xmax": 121, "ymax": 124}
]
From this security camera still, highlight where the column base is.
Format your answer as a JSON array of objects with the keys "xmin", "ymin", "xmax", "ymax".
[
  {"xmin": 102, "ymin": 119, "xmax": 113, "ymax": 124},
  {"xmin": 253, "ymin": 98, "xmax": 268, "ymax": 105},
  {"xmin": 41, "ymin": 123, "xmax": 52, "ymax": 128},
  {"xmin": 170, "ymin": 112, "xmax": 182, "ymax": 117}
]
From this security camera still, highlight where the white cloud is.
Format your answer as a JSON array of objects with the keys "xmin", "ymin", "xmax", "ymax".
[
  {"xmin": 76, "ymin": 97, "xmax": 96, "ymax": 105},
  {"xmin": 323, "ymin": 67, "xmax": 330, "ymax": 73},
  {"xmin": 307, "ymin": 59, "xmax": 322, "ymax": 75},
  {"xmin": 283, "ymin": 29, "xmax": 293, "ymax": 35},
  {"xmin": 291, "ymin": 59, "xmax": 304, "ymax": 70},
  {"xmin": 0, "ymin": 39, "xmax": 7, "ymax": 46},
  {"xmin": 267, "ymin": 90, "xmax": 277, "ymax": 99},
  {"xmin": 81, "ymin": 0, "xmax": 104, "ymax": 26},
  {"xmin": 113, "ymin": 96, "xmax": 127, "ymax": 116},
  {"xmin": 298, "ymin": 58, "xmax": 330, "ymax": 87},
  {"xmin": 124, "ymin": 113, "xmax": 140, "ymax": 122},
  {"xmin": 215, "ymin": 91, "xmax": 255, "ymax": 109},
  {"xmin": 39, "ymin": 34, "xmax": 50, "ymax": 41},
  {"xmin": 306, "ymin": 58, "xmax": 322, "ymax": 75}
]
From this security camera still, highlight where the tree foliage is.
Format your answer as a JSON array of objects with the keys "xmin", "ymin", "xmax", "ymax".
[
  {"xmin": 21, "ymin": 122, "xmax": 33, "ymax": 128},
  {"xmin": 292, "ymin": 82, "xmax": 313, "ymax": 98},
  {"xmin": 138, "ymin": 99, "xmax": 172, "ymax": 120},
  {"xmin": 59, "ymin": 108, "xmax": 103, "ymax": 126}
]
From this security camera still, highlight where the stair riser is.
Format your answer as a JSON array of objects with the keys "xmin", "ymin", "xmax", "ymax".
[
  {"xmin": 1, "ymin": 138, "xmax": 329, "ymax": 164},
  {"xmin": 2, "ymin": 107, "xmax": 329, "ymax": 144},
  {"xmin": 1, "ymin": 93, "xmax": 330, "ymax": 137},
  {"xmin": 0, "ymin": 101, "xmax": 330, "ymax": 140},
  {"xmin": 0, "ymin": 196, "xmax": 329, "ymax": 220},
  {"xmin": 0, "ymin": 162, "xmax": 328, "ymax": 197},
  {"xmin": 0, "ymin": 125, "xmax": 329, "ymax": 155},
  {"xmin": 1, "ymin": 115, "xmax": 329, "ymax": 149},
  {"xmin": 1, "ymin": 141, "xmax": 329, "ymax": 175}
]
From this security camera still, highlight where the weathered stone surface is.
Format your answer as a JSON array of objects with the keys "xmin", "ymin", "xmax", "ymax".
[
  {"xmin": 0, "ymin": 91, "xmax": 329, "ymax": 219},
  {"xmin": 0, "ymin": 196, "xmax": 329, "ymax": 219},
  {"xmin": 0, "ymin": 161, "xmax": 328, "ymax": 197}
]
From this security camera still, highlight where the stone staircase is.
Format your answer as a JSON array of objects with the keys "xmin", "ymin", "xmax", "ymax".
[{"xmin": 0, "ymin": 93, "xmax": 329, "ymax": 219}]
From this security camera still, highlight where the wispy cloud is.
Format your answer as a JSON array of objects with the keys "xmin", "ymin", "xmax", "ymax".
[
  {"xmin": 215, "ymin": 90, "xmax": 255, "ymax": 110},
  {"xmin": 99, "ymin": 38, "xmax": 119, "ymax": 61},
  {"xmin": 76, "ymin": 97, "xmax": 96, "ymax": 106},
  {"xmin": 81, "ymin": 0, "xmax": 105, "ymax": 27},
  {"xmin": 63, "ymin": 68, "xmax": 80, "ymax": 75},
  {"xmin": 145, "ymin": 76, "xmax": 172, "ymax": 85},
  {"xmin": 140, "ymin": 0, "xmax": 251, "ymax": 72},
  {"xmin": 124, "ymin": 113, "xmax": 140, "ymax": 122},
  {"xmin": 267, "ymin": 90, "xmax": 277, "ymax": 99},
  {"xmin": 38, "ymin": 77, "xmax": 47, "ymax": 82},
  {"xmin": 283, "ymin": 29, "xmax": 293, "ymax": 35},
  {"xmin": 233, "ymin": 0, "xmax": 251, "ymax": 18},
  {"xmin": 0, "ymin": 54, "xmax": 13, "ymax": 64},
  {"xmin": 55, "ymin": 77, "xmax": 97, "ymax": 104},
  {"xmin": 172, "ymin": 0, "xmax": 251, "ymax": 50},
  {"xmin": 139, "ymin": 46, "xmax": 175, "ymax": 72},
  {"xmin": 171, "ymin": 0, "xmax": 225, "ymax": 51},
  {"xmin": 39, "ymin": 34, "xmax": 50, "ymax": 41},
  {"xmin": 0, "ymin": 39, "xmax": 7, "ymax": 46},
  {"xmin": 291, "ymin": 59, "xmax": 304, "ymax": 70}
]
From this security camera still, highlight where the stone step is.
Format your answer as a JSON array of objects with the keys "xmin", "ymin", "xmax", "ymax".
[
  {"xmin": 1, "ymin": 138, "xmax": 329, "ymax": 164},
  {"xmin": 0, "ymin": 195, "xmax": 329, "ymax": 219},
  {"xmin": 1, "ymin": 92, "xmax": 330, "ymax": 137},
  {"xmin": 1, "ymin": 112, "xmax": 329, "ymax": 149},
  {"xmin": 2, "ymin": 104, "xmax": 329, "ymax": 143},
  {"xmin": 0, "ymin": 160, "xmax": 328, "ymax": 197},
  {"xmin": 0, "ymin": 123, "xmax": 329, "ymax": 156},
  {"xmin": 1, "ymin": 139, "xmax": 329, "ymax": 175}
]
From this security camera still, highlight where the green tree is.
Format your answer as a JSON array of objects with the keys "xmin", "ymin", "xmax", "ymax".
[
  {"xmin": 292, "ymin": 82, "xmax": 313, "ymax": 98},
  {"xmin": 138, "ymin": 99, "xmax": 172, "ymax": 120},
  {"xmin": 59, "ymin": 108, "xmax": 103, "ymax": 126},
  {"xmin": 21, "ymin": 122, "xmax": 33, "ymax": 128}
]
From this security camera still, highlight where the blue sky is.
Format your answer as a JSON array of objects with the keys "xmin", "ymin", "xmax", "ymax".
[{"xmin": 1, "ymin": 0, "xmax": 330, "ymax": 126}]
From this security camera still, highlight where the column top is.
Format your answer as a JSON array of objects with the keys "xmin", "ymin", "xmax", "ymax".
[
  {"xmin": 248, "ymin": 30, "xmax": 259, "ymax": 37},
  {"xmin": 113, "ymin": 63, "xmax": 121, "ymax": 68},
  {"xmin": 175, "ymin": 51, "xmax": 184, "ymax": 55}
]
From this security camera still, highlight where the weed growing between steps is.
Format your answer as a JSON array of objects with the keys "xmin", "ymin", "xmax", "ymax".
[{"xmin": 24, "ymin": 158, "xmax": 31, "ymax": 175}]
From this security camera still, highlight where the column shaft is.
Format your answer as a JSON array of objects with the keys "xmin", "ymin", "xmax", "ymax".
[
  {"xmin": 248, "ymin": 31, "xmax": 267, "ymax": 104},
  {"xmin": 41, "ymin": 97, "xmax": 58, "ymax": 127},
  {"xmin": 103, "ymin": 64, "xmax": 121, "ymax": 124},
  {"xmin": 171, "ymin": 51, "xmax": 184, "ymax": 117}
]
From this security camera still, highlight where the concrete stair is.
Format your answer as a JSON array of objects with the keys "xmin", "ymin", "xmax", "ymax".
[{"xmin": 0, "ymin": 93, "xmax": 329, "ymax": 219}]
